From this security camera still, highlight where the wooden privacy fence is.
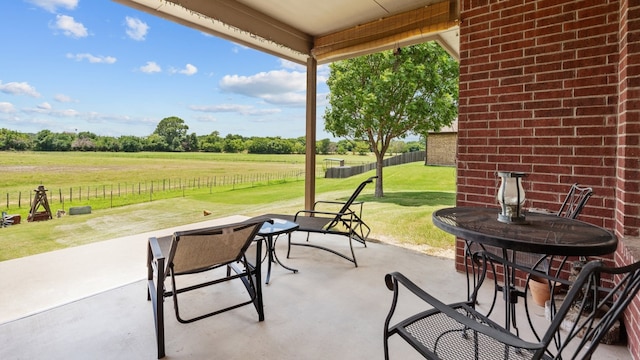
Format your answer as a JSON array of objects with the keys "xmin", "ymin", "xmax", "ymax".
[
  {"xmin": 325, "ymin": 151, "xmax": 425, "ymax": 178},
  {"xmin": 3, "ymin": 170, "xmax": 307, "ymax": 210}
]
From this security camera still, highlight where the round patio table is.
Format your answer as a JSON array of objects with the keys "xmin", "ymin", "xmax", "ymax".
[
  {"xmin": 432, "ymin": 206, "xmax": 618, "ymax": 334},
  {"xmin": 432, "ymin": 206, "xmax": 617, "ymax": 256}
]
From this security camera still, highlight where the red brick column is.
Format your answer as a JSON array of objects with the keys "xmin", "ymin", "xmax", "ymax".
[{"xmin": 617, "ymin": 0, "xmax": 640, "ymax": 357}]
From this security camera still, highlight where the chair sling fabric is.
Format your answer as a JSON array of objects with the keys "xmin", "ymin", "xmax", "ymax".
[
  {"xmin": 384, "ymin": 258, "xmax": 640, "ymax": 360},
  {"xmin": 147, "ymin": 217, "xmax": 269, "ymax": 358}
]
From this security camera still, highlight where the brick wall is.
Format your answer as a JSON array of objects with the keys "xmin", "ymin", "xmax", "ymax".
[
  {"xmin": 458, "ymin": 0, "xmax": 640, "ymax": 356},
  {"xmin": 426, "ymin": 132, "xmax": 457, "ymax": 166},
  {"xmin": 617, "ymin": 0, "xmax": 640, "ymax": 356}
]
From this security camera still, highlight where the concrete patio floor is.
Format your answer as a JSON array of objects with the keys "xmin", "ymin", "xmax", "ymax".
[{"xmin": 0, "ymin": 216, "xmax": 633, "ymax": 359}]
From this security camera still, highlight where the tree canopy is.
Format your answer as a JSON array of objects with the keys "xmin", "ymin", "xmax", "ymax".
[
  {"xmin": 324, "ymin": 42, "xmax": 459, "ymax": 197},
  {"xmin": 153, "ymin": 116, "xmax": 190, "ymax": 151}
]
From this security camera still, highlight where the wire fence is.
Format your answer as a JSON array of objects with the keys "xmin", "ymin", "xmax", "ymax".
[{"xmin": 3, "ymin": 170, "xmax": 308, "ymax": 211}]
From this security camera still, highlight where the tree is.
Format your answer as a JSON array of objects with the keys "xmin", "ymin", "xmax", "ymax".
[
  {"xmin": 153, "ymin": 116, "xmax": 189, "ymax": 151},
  {"xmin": 223, "ymin": 134, "xmax": 246, "ymax": 153},
  {"xmin": 95, "ymin": 136, "xmax": 121, "ymax": 152},
  {"xmin": 71, "ymin": 131, "xmax": 97, "ymax": 151},
  {"xmin": 182, "ymin": 132, "xmax": 199, "ymax": 152},
  {"xmin": 324, "ymin": 42, "xmax": 458, "ymax": 197},
  {"xmin": 119, "ymin": 136, "xmax": 143, "ymax": 152},
  {"xmin": 143, "ymin": 134, "xmax": 167, "ymax": 151},
  {"xmin": 316, "ymin": 138, "xmax": 332, "ymax": 155},
  {"xmin": 199, "ymin": 131, "xmax": 224, "ymax": 152},
  {"xmin": 389, "ymin": 140, "xmax": 408, "ymax": 155},
  {"xmin": 0, "ymin": 128, "xmax": 32, "ymax": 150}
]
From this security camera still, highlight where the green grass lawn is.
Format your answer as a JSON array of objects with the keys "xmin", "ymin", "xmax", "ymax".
[{"xmin": 0, "ymin": 152, "xmax": 456, "ymax": 261}]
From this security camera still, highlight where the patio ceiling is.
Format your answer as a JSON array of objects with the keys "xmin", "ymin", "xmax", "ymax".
[{"xmin": 112, "ymin": 0, "xmax": 460, "ymax": 64}]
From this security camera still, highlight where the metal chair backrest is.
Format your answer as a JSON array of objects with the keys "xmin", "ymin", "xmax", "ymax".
[
  {"xmin": 337, "ymin": 176, "xmax": 377, "ymax": 214},
  {"xmin": 327, "ymin": 176, "xmax": 376, "ymax": 228},
  {"xmin": 557, "ymin": 183, "xmax": 593, "ymax": 219},
  {"xmin": 539, "ymin": 260, "xmax": 640, "ymax": 359}
]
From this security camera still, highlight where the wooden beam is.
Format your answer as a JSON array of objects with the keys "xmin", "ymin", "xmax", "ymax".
[
  {"xmin": 167, "ymin": 0, "xmax": 313, "ymax": 56},
  {"xmin": 312, "ymin": 0, "xmax": 458, "ymax": 62}
]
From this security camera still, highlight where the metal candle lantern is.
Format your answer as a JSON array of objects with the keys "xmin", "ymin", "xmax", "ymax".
[{"xmin": 497, "ymin": 172, "xmax": 526, "ymax": 224}]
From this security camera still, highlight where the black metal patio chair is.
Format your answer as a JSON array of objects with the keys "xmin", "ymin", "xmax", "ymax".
[
  {"xmin": 146, "ymin": 217, "xmax": 270, "ymax": 358},
  {"xmin": 556, "ymin": 183, "xmax": 594, "ymax": 220},
  {"xmin": 383, "ymin": 256, "xmax": 640, "ymax": 360}
]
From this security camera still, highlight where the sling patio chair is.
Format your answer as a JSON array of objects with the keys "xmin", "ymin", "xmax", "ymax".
[
  {"xmin": 384, "ymin": 256, "xmax": 640, "ymax": 360},
  {"xmin": 146, "ymin": 217, "xmax": 271, "ymax": 358},
  {"xmin": 264, "ymin": 175, "xmax": 376, "ymax": 267}
]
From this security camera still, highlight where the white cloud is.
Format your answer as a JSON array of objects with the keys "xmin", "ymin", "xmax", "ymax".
[
  {"xmin": 23, "ymin": 104, "xmax": 79, "ymax": 117},
  {"xmin": 125, "ymin": 17, "xmax": 149, "ymax": 41},
  {"xmin": 38, "ymin": 102, "xmax": 52, "ymax": 110},
  {"xmin": 190, "ymin": 104, "xmax": 281, "ymax": 116},
  {"xmin": 279, "ymin": 59, "xmax": 306, "ymax": 71},
  {"xmin": 0, "ymin": 81, "xmax": 41, "ymax": 97},
  {"xmin": 279, "ymin": 59, "xmax": 329, "ymax": 79},
  {"xmin": 54, "ymin": 94, "xmax": 75, "ymax": 103},
  {"xmin": 219, "ymin": 70, "xmax": 306, "ymax": 106},
  {"xmin": 194, "ymin": 114, "xmax": 217, "ymax": 123},
  {"xmin": 0, "ymin": 102, "xmax": 16, "ymax": 113},
  {"xmin": 27, "ymin": 0, "xmax": 78, "ymax": 13},
  {"xmin": 178, "ymin": 64, "xmax": 198, "ymax": 76},
  {"xmin": 66, "ymin": 53, "xmax": 117, "ymax": 64},
  {"xmin": 53, "ymin": 15, "xmax": 88, "ymax": 38},
  {"xmin": 140, "ymin": 61, "xmax": 161, "ymax": 73}
]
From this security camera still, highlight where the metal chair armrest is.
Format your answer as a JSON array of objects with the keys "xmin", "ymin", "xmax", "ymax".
[
  {"xmin": 384, "ymin": 271, "xmax": 541, "ymax": 351},
  {"xmin": 293, "ymin": 208, "xmax": 355, "ymax": 220}
]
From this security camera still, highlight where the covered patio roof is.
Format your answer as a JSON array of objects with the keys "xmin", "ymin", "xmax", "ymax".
[
  {"xmin": 113, "ymin": 0, "xmax": 460, "ymax": 64},
  {"xmin": 112, "ymin": 0, "xmax": 460, "ymax": 209}
]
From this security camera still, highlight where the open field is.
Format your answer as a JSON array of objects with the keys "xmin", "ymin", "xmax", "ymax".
[
  {"xmin": 1, "ymin": 151, "xmax": 376, "ymax": 193},
  {"xmin": 0, "ymin": 152, "xmax": 456, "ymax": 261},
  {"xmin": 1, "ymin": 152, "xmax": 381, "ymax": 216}
]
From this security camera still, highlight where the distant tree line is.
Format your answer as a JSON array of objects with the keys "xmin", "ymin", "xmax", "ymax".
[{"xmin": 0, "ymin": 116, "xmax": 424, "ymax": 155}]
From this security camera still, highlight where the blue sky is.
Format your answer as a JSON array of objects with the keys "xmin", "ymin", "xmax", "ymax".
[{"xmin": 0, "ymin": 0, "xmax": 332, "ymax": 139}]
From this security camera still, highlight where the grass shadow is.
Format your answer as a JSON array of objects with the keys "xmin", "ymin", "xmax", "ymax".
[{"xmin": 354, "ymin": 191, "xmax": 455, "ymax": 207}]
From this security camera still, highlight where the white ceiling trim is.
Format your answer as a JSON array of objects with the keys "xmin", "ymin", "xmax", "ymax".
[{"xmin": 113, "ymin": 0, "xmax": 459, "ymax": 64}]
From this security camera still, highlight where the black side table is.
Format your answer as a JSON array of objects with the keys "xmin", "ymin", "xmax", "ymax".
[{"xmin": 257, "ymin": 218, "xmax": 300, "ymax": 284}]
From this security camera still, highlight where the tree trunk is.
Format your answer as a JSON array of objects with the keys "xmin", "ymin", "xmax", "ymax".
[{"xmin": 375, "ymin": 156, "xmax": 384, "ymax": 197}]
